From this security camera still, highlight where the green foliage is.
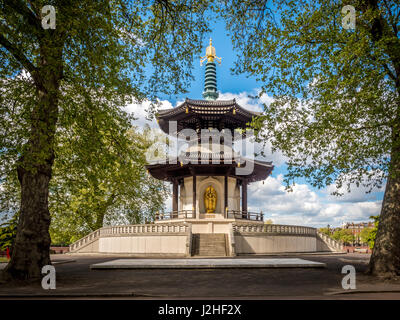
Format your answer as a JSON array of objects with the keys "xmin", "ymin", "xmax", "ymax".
[
  {"xmin": 0, "ymin": 213, "xmax": 18, "ymax": 251},
  {"xmin": 49, "ymin": 126, "xmax": 169, "ymax": 244},
  {"xmin": 0, "ymin": 1, "xmax": 213, "ymax": 248},
  {"xmin": 0, "ymin": 171, "xmax": 20, "ymax": 223},
  {"xmin": 359, "ymin": 216, "xmax": 379, "ymax": 249},
  {"xmin": 221, "ymin": 0, "xmax": 400, "ymax": 192},
  {"xmin": 360, "ymin": 227, "xmax": 373, "ymax": 245},
  {"xmin": 318, "ymin": 227, "xmax": 331, "ymax": 236},
  {"xmin": 332, "ymin": 228, "xmax": 354, "ymax": 245},
  {"xmin": 1, "ymin": 0, "xmax": 213, "ymax": 179},
  {"xmin": 366, "ymin": 215, "xmax": 380, "ymax": 249}
]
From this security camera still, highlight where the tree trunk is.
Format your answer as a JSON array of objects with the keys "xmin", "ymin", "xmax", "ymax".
[
  {"xmin": 93, "ymin": 194, "xmax": 116, "ymax": 231},
  {"xmin": 363, "ymin": 0, "xmax": 400, "ymax": 279},
  {"xmin": 367, "ymin": 130, "xmax": 400, "ymax": 278},
  {"xmin": 5, "ymin": 160, "xmax": 54, "ymax": 280},
  {"xmin": 4, "ymin": 39, "xmax": 63, "ymax": 281}
]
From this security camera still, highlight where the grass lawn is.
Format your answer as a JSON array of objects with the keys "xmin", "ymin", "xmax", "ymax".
[{"xmin": 0, "ymin": 257, "xmax": 10, "ymax": 263}]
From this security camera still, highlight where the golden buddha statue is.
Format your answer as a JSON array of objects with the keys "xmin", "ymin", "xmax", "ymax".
[{"xmin": 204, "ymin": 185, "xmax": 217, "ymax": 213}]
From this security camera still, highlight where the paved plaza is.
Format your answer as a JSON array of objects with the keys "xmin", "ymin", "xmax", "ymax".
[
  {"xmin": 90, "ymin": 258, "xmax": 326, "ymax": 269},
  {"xmin": 1, "ymin": 253, "xmax": 400, "ymax": 299}
]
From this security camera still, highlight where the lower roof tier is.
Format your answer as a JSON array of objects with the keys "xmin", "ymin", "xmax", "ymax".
[{"xmin": 146, "ymin": 157, "xmax": 273, "ymax": 183}]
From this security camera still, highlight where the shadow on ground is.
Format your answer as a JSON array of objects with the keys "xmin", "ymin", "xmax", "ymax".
[{"xmin": 1, "ymin": 253, "xmax": 400, "ymax": 299}]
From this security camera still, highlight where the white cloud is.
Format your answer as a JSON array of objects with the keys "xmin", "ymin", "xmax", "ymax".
[
  {"xmin": 314, "ymin": 201, "xmax": 382, "ymax": 227},
  {"xmin": 249, "ymin": 174, "xmax": 321, "ymax": 217},
  {"xmin": 219, "ymin": 90, "xmax": 287, "ymax": 166},
  {"xmin": 124, "ymin": 98, "xmax": 174, "ymax": 129},
  {"xmin": 322, "ymin": 173, "xmax": 386, "ymax": 203},
  {"xmin": 219, "ymin": 90, "xmax": 265, "ymax": 113},
  {"xmin": 248, "ymin": 174, "xmax": 382, "ymax": 228}
]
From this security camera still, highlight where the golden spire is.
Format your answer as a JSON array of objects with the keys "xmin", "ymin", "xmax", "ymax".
[{"xmin": 200, "ymin": 38, "xmax": 222, "ymax": 66}]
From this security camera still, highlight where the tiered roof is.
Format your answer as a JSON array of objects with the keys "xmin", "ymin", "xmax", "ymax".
[
  {"xmin": 146, "ymin": 155, "xmax": 273, "ymax": 183},
  {"xmin": 156, "ymin": 98, "xmax": 261, "ymax": 136},
  {"xmin": 146, "ymin": 39, "xmax": 273, "ymax": 183}
]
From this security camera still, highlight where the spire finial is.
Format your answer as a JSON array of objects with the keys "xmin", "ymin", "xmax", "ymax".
[
  {"xmin": 200, "ymin": 37, "xmax": 222, "ymax": 66},
  {"xmin": 201, "ymin": 38, "xmax": 220, "ymax": 100}
]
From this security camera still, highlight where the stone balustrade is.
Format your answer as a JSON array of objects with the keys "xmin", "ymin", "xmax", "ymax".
[
  {"xmin": 100, "ymin": 223, "xmax": 189, "ymax": 235},
  {"xmin": 69, "ymin": 229, "xmax": 101, "ymax": 252},
  {"xmin": 155, "ymin": 210, "xmax": 195, "ymax": 220},
  {"xmin": 226, "ymin": 210, "xmax": 263, "ymax": 221},
  {"xmin": 155, "ymin": 210, "xmax": 264, "ymax": 221},
  {"xmin": 316, "ymin": 231, "xmax": 344, "ymax": 251},
  {"xmin": 233, "ymin": 223, "xmax": 317, "ymax": 236},
  {"xmin": 69, "ymin": 223, "xmax": 189, "ymax": 252}
]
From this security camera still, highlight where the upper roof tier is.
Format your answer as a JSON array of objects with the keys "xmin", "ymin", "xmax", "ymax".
[
  {"xmin": 146, "ymin": 155, "xmax": 273, "ymax": 183},
  {"xmin": 156, "ymin": 98, "xmax": 261, "ymax": 136}
]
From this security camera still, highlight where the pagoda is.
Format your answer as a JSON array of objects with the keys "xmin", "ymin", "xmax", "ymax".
[
  {"xmin": 69, "ymin": 40, "xmax": 337, "ymax": 256},
  {"xmin": 146, "ymin": 39, "xmax": 274, "ymax": 233}
]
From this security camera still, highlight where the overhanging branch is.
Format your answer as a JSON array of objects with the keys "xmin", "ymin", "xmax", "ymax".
[
  {"xmin": 5, "ymin": 0, "xmax": 44, "ymax": 38},
  {"xmin": 0, "ymin": 33, "xmax": 41, "ymax": 87}
]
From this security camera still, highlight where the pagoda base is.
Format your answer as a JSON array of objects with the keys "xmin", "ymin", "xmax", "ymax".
[{"xmin": 69, "ymin": 220, "xmax": 344, "ymax": 256}]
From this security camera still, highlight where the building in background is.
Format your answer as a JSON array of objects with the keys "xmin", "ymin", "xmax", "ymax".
[{"xmin": 343, "ymin": 222, "xmax": 374, "ymax": 245}]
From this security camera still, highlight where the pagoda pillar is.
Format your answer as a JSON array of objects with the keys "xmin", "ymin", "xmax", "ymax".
[
  {"xmin": 193, "ymin": 175, "xmax": 197, "ymax": 218},
  {"xmin": 242, "ymin": 179, "xmax": 248, "ymax": 219},
  {"xmin": 172, "ymin": 179, "xmax": 178, "ymax": 214},
  {"xmin": 224, "ymin": 175, "xmax": 228, "ymax": 218}
]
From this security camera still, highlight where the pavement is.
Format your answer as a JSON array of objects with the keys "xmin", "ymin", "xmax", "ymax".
[
  {"xmin": 1, "ymin": 253, "xmax": 400, "ymax": 299},
  {"xmin": 90, "ymin": 258, "xmax": 326, "ymax": 269}
]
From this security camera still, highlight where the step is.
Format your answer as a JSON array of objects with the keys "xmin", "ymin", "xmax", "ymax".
[
  {"xmin": 191, "ymin": 233, "xmax": 227, "ymax": 256},
  {"xmin": 197, "ymin": 249, "xmax": 226, "ymax": 253}
]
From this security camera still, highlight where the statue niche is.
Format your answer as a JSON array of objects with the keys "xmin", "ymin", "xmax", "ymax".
[{"xmin": 204, "ymin": 185, "xmax": 217, "ymax": 213}]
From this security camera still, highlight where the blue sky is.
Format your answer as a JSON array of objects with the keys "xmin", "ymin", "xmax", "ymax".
[
  {"xmin": 158, "ymin": 19, "xmax": 261, "ymax": 105},
  {"xmin": 126, "ymin": 22, "xmax": 384, "ymax": 228}
]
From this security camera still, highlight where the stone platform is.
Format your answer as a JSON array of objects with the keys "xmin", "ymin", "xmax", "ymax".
[{"xmin": 90, "ymin": 258, "xmax": 326, "ymax": 269}]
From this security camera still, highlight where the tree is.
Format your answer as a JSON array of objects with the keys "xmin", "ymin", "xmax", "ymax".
[
  {"xmin": 0, "ymin": 213, "xmax": 18, "ymax": 252},
  {"xmin": 221, "ymin": 0, "xmax": 400, "ymax": 278},
  {"xmin": 332, "ymin": 229, "xmax": 355, "ymax": 245},
  {"xmin": 0, "ymin": 170, "xmax": 20, "ymax": 224},
  {"xmin": 360, "ymin": 227, "xmax": 373, "ymax": 245},
  {"xmin": 365, "ymin": 215, "xmax": 380, "ymax": 249},
  {"xmin": 318, "ymin": 227, "xmax": 331, "ymax": 236},
  {"xmin": 0, "ymin": 0, "xmax": 211, "ymax": 280},
  {"xmin": 49, "ymin": 126, "xmax": 168, "ymax": 244}
]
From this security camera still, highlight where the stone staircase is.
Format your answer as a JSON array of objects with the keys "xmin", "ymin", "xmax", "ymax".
[
  {"xmin": 191, "ymin": 233, "xmax": 227, "ymax": 256},
  {"xmin": 316, "ymin": 231, "xmax": 345, "ymax": 252}
]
